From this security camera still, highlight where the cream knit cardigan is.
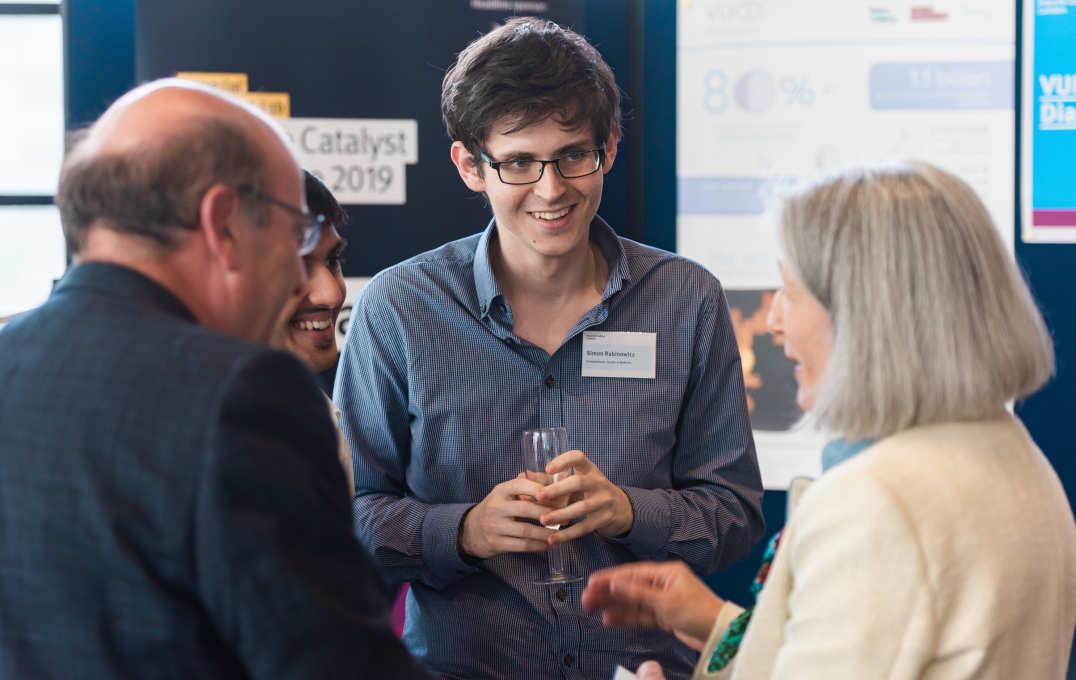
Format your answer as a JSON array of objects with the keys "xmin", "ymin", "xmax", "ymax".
[{"xmin": 696, "ymin": 415, "xmax": 1076, "ymax": 680}]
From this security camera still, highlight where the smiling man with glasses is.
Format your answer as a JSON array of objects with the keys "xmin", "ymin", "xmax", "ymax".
[{"xmin": 335, "ymin": 18, "xmax": 764, "ymax": 679}]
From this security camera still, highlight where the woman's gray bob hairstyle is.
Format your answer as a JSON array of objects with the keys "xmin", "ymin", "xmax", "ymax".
[{"xmin": 779, "ymin": 161, "xmax": 1054, "ymax": 440}]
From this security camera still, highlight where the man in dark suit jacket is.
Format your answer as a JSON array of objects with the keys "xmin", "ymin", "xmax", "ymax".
[{"xmin": 0, "ymin": 79, "xmax": 428, "ymax": 679}]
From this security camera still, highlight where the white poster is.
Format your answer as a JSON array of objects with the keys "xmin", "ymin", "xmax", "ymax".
[
  {"xmin": 280, "ymin": 119, "xmax": 418, "ymax": 205},
  {"xmin": 677, "ymin": 1, "xmax": 1016, "ymax": 488},
  {"xmin": 336, "ymin": 276, "xmax": 371, "ymax": 349}
]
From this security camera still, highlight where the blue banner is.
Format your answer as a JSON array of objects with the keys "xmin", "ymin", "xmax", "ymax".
[{"xmin": 1028, "ymin": 1, "xmax": 1076, "ymax": 231}]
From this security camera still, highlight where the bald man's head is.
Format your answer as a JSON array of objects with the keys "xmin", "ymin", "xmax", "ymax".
[{"xmin": 56, "ymin": 79, "xmax": 294, "ymax": 253}]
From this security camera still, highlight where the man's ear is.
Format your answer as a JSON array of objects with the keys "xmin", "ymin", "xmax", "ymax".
[
  {"xmin": 198, "ymin": 184, "xmax": 243, "ymax": 272},
  {"xmin": 450, "ymin": 141, "xmax": 488, "ymax": 193},
  {"xmin": 602, "ymin": 123, "xmax": 620, "ymax": 173}
]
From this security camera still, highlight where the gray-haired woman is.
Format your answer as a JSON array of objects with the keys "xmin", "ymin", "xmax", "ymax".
[{"xmin": 583, "ymin": 162, "xmax": 1076, "ymax": 680}]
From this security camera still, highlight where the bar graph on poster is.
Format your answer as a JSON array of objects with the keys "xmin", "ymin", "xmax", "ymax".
[{"xmin": 677, "ymin": 1, "xmax": 1016, "ymax": 488}]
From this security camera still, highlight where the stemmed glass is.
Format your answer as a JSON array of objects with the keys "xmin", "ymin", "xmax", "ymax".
[{"xmin": 522, "ymin": 426, "xmax": 582, "ymax": 585}]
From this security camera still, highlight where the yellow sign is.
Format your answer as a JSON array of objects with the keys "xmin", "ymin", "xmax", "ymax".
[
  {"xmin": 175, "ymin": 71, "xmax": 249, "ymax": 95},
  {"xmin": 243, "ymin": 92, "xmax": 291, "ymax": 118}
]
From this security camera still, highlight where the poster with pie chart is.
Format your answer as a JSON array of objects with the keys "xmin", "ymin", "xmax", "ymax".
[{"xmin": 678, "ymin": 0, "xmax": 1016, "ymax": 488}]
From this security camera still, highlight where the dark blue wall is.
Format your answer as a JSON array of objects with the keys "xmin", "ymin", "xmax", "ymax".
[
  {"xmin": 63, "ymin": 0, "xmax": 134, "ymax": 130},
  {"xmin": 1014, "ymin": 0, "xmax": 1076, "ymax": 533},
  {"xmin": 1015, "ymin": 4, "xmax": 1076, "ymax": 673},
  {"xmin": 133, "ymin": 1, "xmax": 583, "ymax": 278}
]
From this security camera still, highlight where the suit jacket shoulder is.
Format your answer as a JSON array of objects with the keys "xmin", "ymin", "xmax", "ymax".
[{"xmin": 0, "ymin": 263, "xmax": 428, "ymax": 678}]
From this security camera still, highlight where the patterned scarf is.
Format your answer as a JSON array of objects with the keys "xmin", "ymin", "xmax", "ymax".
[{"xmin": 706, "ymin": 529, "xmax": 783, "ymax": 671}]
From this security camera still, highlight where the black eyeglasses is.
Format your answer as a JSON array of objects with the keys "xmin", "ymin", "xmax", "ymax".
[
  {"xmin": 480, "ymin": 145, "xmax": 605, "ymax": 185},
  {"xmin": 236, "ymin": 184, "xmax": 324, "ymax": 255}
]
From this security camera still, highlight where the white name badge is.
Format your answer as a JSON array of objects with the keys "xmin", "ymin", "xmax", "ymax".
[{"xmin": 581, "ymin": 331, "xmax": 657, "ymax": 379}]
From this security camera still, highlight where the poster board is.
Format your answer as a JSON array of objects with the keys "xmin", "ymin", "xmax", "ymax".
[{"xmin": 677, "ymin": 0, "xmax": 1017, "ymax": 488}]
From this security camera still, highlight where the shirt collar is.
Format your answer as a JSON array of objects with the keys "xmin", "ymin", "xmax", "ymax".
[
  {"xmin": 472, "ymin": 215, "xmax": 630, "ymax": 319},
  {"xmin": 473, "ymin": 218, "xmax": 500, "ymax": 318}
]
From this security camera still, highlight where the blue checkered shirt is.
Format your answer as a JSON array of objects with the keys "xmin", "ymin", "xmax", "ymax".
[{"xmin": 334, "ymin": 217, "xmax": 764, "ymax": 680}]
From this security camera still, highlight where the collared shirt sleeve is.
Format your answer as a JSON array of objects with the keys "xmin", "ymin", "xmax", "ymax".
[
  {"xmin": 334, "ymin": 277, "xmax": 480, "ymax": 590},
  {"xmin": 694, "ymin": 602, "xmax": 747, "ymax": 680},
  {"xmin": 612, "ymin": 284, "xmax": 765, "ymax": 572}
]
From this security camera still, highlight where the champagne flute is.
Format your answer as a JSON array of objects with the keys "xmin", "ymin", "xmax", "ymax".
[{"xmin": 522, "ymin": 426, "xmax": 582, "ymax": 585}]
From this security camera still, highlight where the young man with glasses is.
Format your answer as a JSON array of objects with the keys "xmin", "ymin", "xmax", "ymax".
[{"xmin": 335, "ymin": 18, "xmax": 764, "ymax": 679}]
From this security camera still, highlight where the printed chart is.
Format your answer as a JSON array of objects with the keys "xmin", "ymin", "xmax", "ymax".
[{"xmin": 677, "ymin": 0, "xmax": 1016, "ymax": 487}]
